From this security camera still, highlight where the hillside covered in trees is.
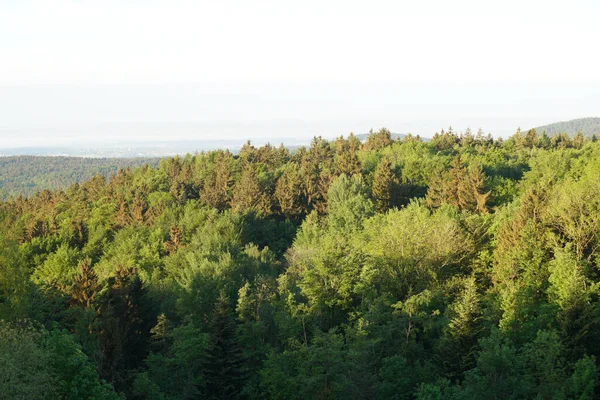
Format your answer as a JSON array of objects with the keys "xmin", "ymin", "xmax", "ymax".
[
  {"xmin": 0, "ymin": 156, "xmax": 159, "ymax": 199},
  {"xmin": 1, "ymin": 127, "xmax": 600, "ymax": 399},
  {"xmin": 531, "ymin": 117, "xmax": 600, "ymax": 138}
]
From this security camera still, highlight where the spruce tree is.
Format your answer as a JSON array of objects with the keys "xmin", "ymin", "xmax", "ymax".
[
  {"xmin": 275, "ymin": 163, "xmax": 303, "ymax": 218},
  {"xmin": 97, "ymin": 267, "xmax": 151, "ymax": 391},
  {"xmin": 334, "ymin": 134, "xmax": 361, "ymax": 176},
  {"xmin": 201, "ymin": 150, "xmax": 233, "ymax": 210},
  {"xmin": 70, "ymin": 258, "xmax": 98, "ymax": 308},
  {"xmin": 231, "ymin": 165, "xmax": 270, "ymax": 215},
  {"xmin": 203, "ymin": 292, "xmax": 246, "ymax": 400},
  {"xmin": 363, "ymin": 128, "xmax": 393, "ymax": 151},
  {"xmin": 372, "ymin": 157, "xmax": 394, "ymax": 213},
  {"xmin": 164, "ymin": 224, "xmax": 183, "ymax": 255}
]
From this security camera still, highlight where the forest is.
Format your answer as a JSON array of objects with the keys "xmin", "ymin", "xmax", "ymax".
[
  {"xmin": 0, "ymin": 156, "xmax": 159, "ymax": 200},
  {"xmin": 531, "ymin": 117, "xmax": 600, "ymax": 138},
  {"xmin": 0, "ymin": 127, "xmax": 599, "ymax": 399}
]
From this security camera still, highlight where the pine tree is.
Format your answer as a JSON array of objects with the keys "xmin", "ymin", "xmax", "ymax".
[
  {"xmin": 316, "ymin": 169, "xmax": 335, "ymax": 214},
  {"xmin": 426, "ymin": 157, "xmax": 490, "ymax": 213},
  {"xmin": 372, "ymin": 157, "xmax": 395, "ymax": 213},
  {"xmin": 334, "ymin": 134, "xmax": 361, "ymax": 176},
  {"xmin": 231, "ymin": 165, "xmax": 270, "ymax": 215},
  {"xmin": 425, "ymin": 166, "xmax": 448, "ymax": 209},
  {"xmin": 114, "ymin": 195, "xmax": 129, "ymax": 228},
  {"xmin": 202, "ymin": 292, "xmax": 246, "ymax": 400},
  {"xmin": 362, "ymin": 128, "xmax": 393, "ymax": 151},
  {"xmin": 573, "ymin": 132, "xmax": 586, "ymax": 149},
  {"xmin": 97, "ymin": 267, "xmax": 151, "ymax": 390},
  {"xmin": 468, "ymin": 163, "xmax": 491, "ymax": 214},
  {"xmin": 438, "ymin": 276, "xmax": 483, "ymax": 378},
  {"xmin": 164, "ymin": 224, "xmax": 183, "ymax": 255},
  {"xmin": 70, "ymin": 258, "xmax": 98, "ymax": 308},
  {"xmin": 130, "ymin": 190, "xmax": 147, "ymax": 223},
  {"xmin": 201, "ymin": 150, "xmax": 233, "ymax": 210},
  {"xmin": 275, "ymin": 163, "xmax": 304, "ymax": 218},
  {"xmin": 150, "ymin": 313, "xmax": 173, "ymax": 354},
  {"xmin": 524, "ymin": 129, "xmax": 539, "ymax": 148}
]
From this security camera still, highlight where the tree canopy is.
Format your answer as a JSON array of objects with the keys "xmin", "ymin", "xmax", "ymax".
[{"xmin": 1, "ymin": 128, "xmax": 600, "ymax": 398}]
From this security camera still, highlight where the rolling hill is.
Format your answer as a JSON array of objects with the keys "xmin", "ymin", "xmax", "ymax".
[
  {"xmin": 531, "ymin": 117, "xmax": 600, "ymax": 137},
  {"xmin": 0, "ymin": 156, "xmax": 160, "ymax": 199}
]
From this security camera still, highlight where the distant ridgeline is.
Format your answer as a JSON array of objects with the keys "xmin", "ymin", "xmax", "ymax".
[
  {"xmin": 0, "ymin": 156, "xmax": 160, "ymax": 199},
  {"xmin": 531, "ymin": 117, "xmax": 600, "ymax": 138}
]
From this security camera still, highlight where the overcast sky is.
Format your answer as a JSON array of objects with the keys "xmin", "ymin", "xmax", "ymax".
[{"xmin": 1, "ymin": 0, "xmax": 599, "ymax": 147}]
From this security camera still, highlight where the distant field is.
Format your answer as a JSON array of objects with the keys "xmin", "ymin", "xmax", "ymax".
[{"xmin": 0, "ymin": 156, "xmax": 160, "ymax": 199}]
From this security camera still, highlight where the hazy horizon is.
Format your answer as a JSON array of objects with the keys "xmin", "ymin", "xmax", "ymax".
[
  {"xmin": 1, "ymin": 1, "xmax": 599, "ymax": 150},
  {"xmin": 1, "ymin": 82, "xmax": 598, "ymax": 149}
]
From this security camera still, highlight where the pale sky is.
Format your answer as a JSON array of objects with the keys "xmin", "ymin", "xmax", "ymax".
[{"xmin": 1, "ymin": 0, "xmax": 599, "ymax": 147}]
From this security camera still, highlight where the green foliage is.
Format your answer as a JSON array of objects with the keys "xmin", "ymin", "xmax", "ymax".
[
  {"xmin": 32, "ymin": 243, "xmax": 81, "ymax": 291},
  {"xmin": 202, "ymin": 292, "xmax": 247, "ymax": 399},
  {"xmin": 569, "ymin": 355, "xmax": 598, "ymax": 400},
  {"xmin": 461, "ymin": 329, "xmax": 531, "ymax": 399},
  {"xmin": 372, "ymin": 157, "xmax": 395, "ymax": 212},
  {"xmin": 532, "ymin": 117, "xmax": 600, "ymax": 138},
  {"xmin": 326, "ymin": 174, "xmax": 374, "ymax": 232},
  {"xmin": 1, "ymin": 130, "xmax": 600, "ymax": 399},
  {"xmin": 0, "ymin": 321, "xmax": 119, "ymax": 400},
  {"xmin": 0, "ymin": 156, "xmax": 159, "ymax": 199}
]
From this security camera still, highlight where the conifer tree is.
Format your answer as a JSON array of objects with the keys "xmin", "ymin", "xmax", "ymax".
[
  {"xmin": 372, "ymin": 157, "xmax": 395, "ymax": 213},
  {"xmin": 97, "ymin": 267, "xmax": 151, "ymax": 390},
  {"xmin": 164, "ymin": 224, "xmax": 183, "ymax": 255},
  {"xmin": 275, "ymin": 163, "xmax": 304, "ymax": 218},
  {"xmin": 231, "ymin": 165, "xmax": 270, "ymax": 215},
  {"xmin": 426, "ymin": 157, "xmax": 489, "ymax": 213},
  {"xmin": 334, "ymin": 134, "xmax": 361, "ymax": 176},
  {"xmin": 438, "ymin": 277, "xmax": 483, "ymax": 378},
  {"xmin": 363, "ymin": 128, "xmax": 393, "ymax": 151},
  {"xmin": 130, "ymin": 190, "xmax": 147, "ymax": 223},
  {"xmin": 70, "ymin": 258, "xmax": 98, "ymax": 308},
  {"xmin": 201, "ymin": 150, "xmax": 234, "ymax": 211},
  {"xmin": 203, "ymin": 292, "xmax": 246, "ymax": 400},
  {"xmin": 573, "ymin": 132, "xmax": 586, "ymax": 149}
]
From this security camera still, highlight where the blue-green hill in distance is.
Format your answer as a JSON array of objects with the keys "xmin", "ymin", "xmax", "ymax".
[{"xmin": 531, "ymin": 117, "xmax": 600, "ymax": 137}]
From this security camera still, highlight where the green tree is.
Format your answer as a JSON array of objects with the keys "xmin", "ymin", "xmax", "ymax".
[
  {"xmin": 201, "ymin": 150, "xmax": 234, "ymax": 210},
  {"xmin": 231, "ymin": 165, "xmax": 271, "ymax": 215},
  {"xmin": 275, "ymin": 163, "xmax": 304, "ymax": 218},
  {"xmin": 97, "ymin": 267, "xmax": 152, "ymax": 391},
  {"xmin": 372, "ymin": 157, "xmax": 395, "ymax": 213},
  {"xmin": 363, "ymin": 128, "xmax": 393, "ymax": 151},
  {"xmin": 203, "ymin": 292, "xmax": 247, "ymax": 400}
]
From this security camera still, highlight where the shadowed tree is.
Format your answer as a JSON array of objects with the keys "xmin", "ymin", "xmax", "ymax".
[{"xmin": 202, "ymin": 292, "xmax": 247, "ymax": 400}]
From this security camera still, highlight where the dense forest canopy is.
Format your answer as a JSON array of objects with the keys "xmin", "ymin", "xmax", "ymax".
[
  {"xmin": 1, "ymin": 127, "xmax": 600, "ymax": 399},
  {"xmin": 0, "ymin": 156, "xmax": 159, "ymax": 199}
]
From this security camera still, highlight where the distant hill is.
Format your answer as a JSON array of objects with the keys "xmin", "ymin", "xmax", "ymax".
[
  {"xmin": 531, "ymin": 117, "xmax": 600, "ymax": 137},
  {"xmin": 0, "ymin": 156, "xmax": 160, "ymax": 199}
]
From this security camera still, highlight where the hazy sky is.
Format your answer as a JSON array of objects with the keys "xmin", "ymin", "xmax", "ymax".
[{"xmin": 1, "ymin": 0, "xmax": 599, "ymax": 147}]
